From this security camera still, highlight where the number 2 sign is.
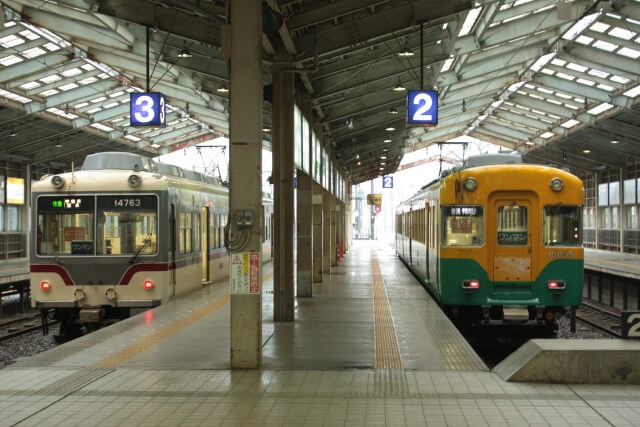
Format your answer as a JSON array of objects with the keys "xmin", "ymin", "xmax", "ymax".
[{"xmin": 406, "ymin": 90, "xmax": 438, "ymax": 126}]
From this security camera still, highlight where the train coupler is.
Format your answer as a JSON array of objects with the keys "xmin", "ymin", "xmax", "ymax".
[
  {"xmin": 79, "ymin": 308, "xmax": 104, "ymax": 323},
  {"xmin": 535, "ymin": 306, "xmax": 545, "ymax": 323},
  {"xmin": 481, "ymin": 305, "xmax": 491, "ymax": 323}
]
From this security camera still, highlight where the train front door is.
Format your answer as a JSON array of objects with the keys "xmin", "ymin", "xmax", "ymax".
[{"xmin": 491, "ymin": 198, "xmax": 532, "ymax": 283}]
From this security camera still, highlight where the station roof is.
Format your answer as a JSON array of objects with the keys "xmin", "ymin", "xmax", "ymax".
[{"xmin": 1, "ymin": 0, "xmax": 639, "ymax": 183}]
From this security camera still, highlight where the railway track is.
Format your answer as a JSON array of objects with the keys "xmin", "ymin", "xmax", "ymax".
[
  {"xmin": 0, "ymin": 311, "xmax": 52, "ymax": 342},
  {"xmin": 576, "ymin": 300, "xmax": 622, "ymax": 338}
]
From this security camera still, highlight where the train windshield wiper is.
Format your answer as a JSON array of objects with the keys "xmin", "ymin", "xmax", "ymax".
[{"xmin": 129, "ymin": 232, "xmax": 152, "ymax": 264}]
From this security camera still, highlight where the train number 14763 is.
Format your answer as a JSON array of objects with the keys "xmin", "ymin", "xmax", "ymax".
[{"xmin": 114, "ymin": 198, "xmax": 141, "ymax": 207}]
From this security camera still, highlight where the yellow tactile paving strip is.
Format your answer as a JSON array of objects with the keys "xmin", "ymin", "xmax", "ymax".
[
  {"xmin": 93, "ymin": 272, "xmax": 274, "ymax": 368},
  {"xmin": 371, "ymin": 248, "xmax": 404, "ymax": 369}
]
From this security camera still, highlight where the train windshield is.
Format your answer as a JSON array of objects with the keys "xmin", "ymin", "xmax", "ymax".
[
  {"xmin": 96, "ymin": 195, "xmax": 158, "ymax": 255},
  {"xmin": 36, "ymin": 194, "xmax": 158, "ymax": 256},
  {"xmin": 497, "ymin": 205, "xmax": 528, "ymax": 246},
  {"xmin": 543, "ymin": 205, "xmax": 582, "ymax": 246},
  {"xmin": 441, "ymin": 205, "xmax": 484, "ymax": 247}
]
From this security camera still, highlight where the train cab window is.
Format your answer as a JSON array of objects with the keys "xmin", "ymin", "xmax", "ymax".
[
  {"xmin": 96, "ymin": 195, "xmax": 158, "ymax": 255},
  {"xmin": 36, "ymin": 195, "xmax": 95, "ymax": 255},
  {"xmin": 497, "ymin": 205, "xmax": 528, "ymax": 246},
  {"xmin": 441, "ymin": 205, "xmax": 483, "ymax": 247},
  {"xmin": 543, "ymin": 205, "xmax": 582, "ymax": 246}
]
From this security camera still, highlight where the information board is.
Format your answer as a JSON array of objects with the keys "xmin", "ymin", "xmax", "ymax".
[{"xmin": 130, "ymin": 92, "xmax": 166, "ymax": 127}]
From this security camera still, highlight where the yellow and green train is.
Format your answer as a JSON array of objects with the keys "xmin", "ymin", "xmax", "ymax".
[{"xmin": 395, "ymin": 153, "xmax": 584, "ymax": 331}]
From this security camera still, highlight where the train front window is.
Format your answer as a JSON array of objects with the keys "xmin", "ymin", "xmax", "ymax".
[
  {"xmin": 36, "ymin": 196, "xmax": 95, "ymax": 255},
  {"xmin": 441, "ymin": 205, "xmax": 484, "ymax": 247},
  {"xmin": 96, "ymin": 195, "xmax": 158, "ymax": 255},
  {"xmin": 497, "ymin": 205, "xmax": 528, "ymax": 246},
  {"xmin": 543, "ymin": 205, "xmax": 582, "ymax": 246}
]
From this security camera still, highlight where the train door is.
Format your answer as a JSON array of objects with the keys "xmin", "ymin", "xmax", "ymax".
[
  {"xmin": 170, "ymin": 204, "xmax": 177, "ymax": 297},
  {"xmin": 492, "ymin": 198, "xmax": 532, "ymax": 283},
  {"xmin": 201, "ymin": 207, "xmax": 209, "ymax": 283}
]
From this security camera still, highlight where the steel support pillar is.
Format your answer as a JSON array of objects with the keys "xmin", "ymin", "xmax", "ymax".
[
  {"xmin": 322, "ymin": 189, "xmax": 332, "ymax": 275},
  {"xmin": 297, "ymin": 171, "xmax": 313, "ymax": 296},
  {"xmin": 331, "ymin": 196, "xmax": 338, "ymax": 266},
  {"xmin": 272, "ymin": 43, "xmax": 295, "ymax": 322},
  {"xmin": 313, "ymin": 182, "xmax": 324, "ymax": 282},
  {"xmin": 229, "ymin": 0, "xmax": 263, "ymax": 369}
]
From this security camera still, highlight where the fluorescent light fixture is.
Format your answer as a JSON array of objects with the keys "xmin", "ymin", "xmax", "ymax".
[
  {"xmin": 385, "ymin": 127, "xmax": 395, "ymax": 131},
  {"xmin": 583, "ymin": 149, "xmax": 591, "ymax": 154},
  {"xmin": 384, "ymin": 138, "xmax": 392, "ymax": 143},
  {"xmin": 393, "ymin": 81, "xmax": 406, "ymax": 91},
  {"xmin": 611, "ymin": 139, "xmax": 619, "ymax": 144},
  {"xmin": 217, "ymin": 86, "xmax": 229, "ymax": 93},
  {"xmin": 458, "ymin": 7, "xmax": 482, "ymax": 37},
  {"xmin": 562, "ymin": 11, "xmax": 602, "ymax": 41},
  {"xmin": 530, "ymin": 52, "xmax": 557, "ymax": 72}
]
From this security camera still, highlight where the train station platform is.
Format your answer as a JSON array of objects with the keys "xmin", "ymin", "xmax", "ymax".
[
  {"xmin": 585, "ymin": 248, "xmax": 640, "ymax": 280},
  {"xmin": 1, "ymin": 241, "xmax": 640, "ymax": 426}
]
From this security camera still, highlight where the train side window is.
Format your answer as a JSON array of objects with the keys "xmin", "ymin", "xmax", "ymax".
[
  {"xmin": 543, "ymin": 205, "xmax": 582, "ymax": 246},
  {"xmin": 193, "ymin": 212, "xmax": 201, "ymax": 251},
  {"xmin": 497, "ymin": 205, "xmax": 528, "ymax": 246},
  {"xmin": 179, "ymin": 212, "xmax": 193, "ymax": 253},
  {"xmin": 441, "ymin": 205, "xmax": 484, "ymax": 247}
]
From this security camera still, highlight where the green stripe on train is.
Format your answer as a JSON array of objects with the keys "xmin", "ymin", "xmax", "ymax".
[{"xmin": 437, "ymin": 258, "xmax": 583, "ymax": 306}]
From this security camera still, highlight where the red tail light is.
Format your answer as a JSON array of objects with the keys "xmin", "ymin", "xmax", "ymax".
[
  {"xmin": 143, "ymin": 280, "xmax": 154, "ymax": 290},
  {"xmin": 462, "ymin": 280, "xmax": 480, "ymax": 289},
  {"xmin": 548, "ymin": 280, "xmax": 565, "ymax": 290},
  {"xmin": 41, "ymin": 281, "xmax": 51, "ymax": 291}
]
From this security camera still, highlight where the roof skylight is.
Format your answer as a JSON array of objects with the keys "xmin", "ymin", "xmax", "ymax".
[
  {"xmin": 561, "ymin": 119, "xmax": 580, "ymax": 128},
  {"xmin": 623, "ymin": 85, "xmax": 640, "ymax": 98},
  {"xmin": 458, "ymin": 7, "xmax": 482, "ymax": 37},
  {"xmin": 609, "ymin": 27, "xmax": 636, "ymax": 40},
  {"xmin": 540, "ymin": 132, "xmax": 554, "ymax": 139},
  {"xmin": 563, "ymin": 12, "xmax": 602, "ymax": 40},
  {"xmin": 618, "ymin": 47, "xmax": 640, "ymax": 59},
  {"xmin": 592, "ymin": 40, "xmax": 618, "ymax": 51},
  {"xmin": 587, "ymin": 103, "xmax": 614, "ymax": 115}
]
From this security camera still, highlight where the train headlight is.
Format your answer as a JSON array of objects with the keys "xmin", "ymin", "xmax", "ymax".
[
  {"xmin": 105, "ymin": 288, "xmax": 117, "ymax": 300},
  {"xmin": 462, "ymin": 279, "xmax": 480, "ymax": 290},
  {"xmin": 128, "ymin": 174, "xmax": 142, "ymax": 187},
  {"xmin": 143, "ymin": 280, "xmax": 154, "ymax": 290},
  {"xmin": 548, "ymin": 280, "xmax": 566, "ymax": 290},
  {"xmin": 74, "ymin": 288, "xmax": 85, "ymax": 300},
  {"xmin": 40, "ymin": 281, "xmax": 52, "ymax": 291},
  {"xmin": 463, "ymin": 177, "xmax": 478, "ymax": 191},
  {"xmin": 51, "ymin": 175, "xmax": 65, "ymax": 188},
  {"xmin": 550, "ymin": 177, "xmax": 563, "ymax": 192}
]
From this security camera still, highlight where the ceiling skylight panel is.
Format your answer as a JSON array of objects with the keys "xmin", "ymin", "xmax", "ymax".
[
  {"xmin": 441, "ymin": 56, "xmax": 455, "ymax": 72},
  {"xmin": 611, "ymin": 75, "xmax": 630, "ymax": 84},
  {"xmin": 623, "ymin": 85, "xmax": 640, "ymax": 98},
  {"xmin": 20, "ymin": 81, "xmax": 40, "ymax": 90},
  {"xmin": 576, "ymin": 35, "xmax": 594, "ymax": 45},
  {"xmin": 537, "ymin": 87, "xmax": 553, "ymax": 94},
  {"xmin": 524, "ymin": 83, "xmax": 536, "ymax": 89},
  {"xmin": 563, "ymin": 12, "xmax": 603, "ymax": 40},
  {"xmin": 531, "ymin": 109, "xmax": 546, "ymax": 116},
  {"xmin": 21, "ymin": 47, "xmax": 47, "ymax": 58},
  {"xmin": 61, "ymin": 68, "xmax": 82, "ymax": 77},
  {"xmin": 589, "ymin": 69, "xmax": 609, "ymax": 78},
  {"xmin": 565, "ymin": 104, "xmax": 579, "ymax": 110},
  {"xmin": 587, "ymin": 103, "xmax": 614, "ymax": 115},
  {"xmin": 87, "ymin": 107, "xmax": 102, "ymax": 114},
  {"xmin": 551, "ymin": 58, "xmax": 567, "ymax": 66},
  {"xmin": 556, "ymin": 72, "xmax": 575, "ymax": 81},
  {"xmin": 39, "ymin": 89, "xmax": 59, "ymax": 96},
  {"xmin": 109, "ymin": 91, "xmax": 125, "ymax": 98},
  {"xmin": 0, "ymin": 55, "xmax": 23, "ymax": 66},
  {"xmin": 58, "ymin": 83, "xmax": 78, "ymax": 91},
  {"xmin": 42, "ymin": 42, "xmax": 60, "ymax": 51},
  {"xmin": 507, "ymin": 81, "xmax": 527, "ymax": 92},
  {"xmin": 541, "ymin": 132, "xmax": 555, "ymax": 138},
  {"xmin": 618, "ymin": 47, "xmax": 640, "ymax": 59},
  {"xmin": 556, "ymin": 92, "xmax": 573, "ymax": 99},
  {"xmin": 576, "ymin": 78, "xmax": 596, "ymax": 86},
  {"xmin": 530, "ymin": 52, "xmax": 557, "ymax": 72},
  {"xmin": 90, "ymin": 96, "xmax": 107, "ymax": 103},
  {"xmin": 125, "ymin": 135, "xmax": 141, "ymax": 142},
  {"xmin": 592, "ymin": 40, "xmax": 618, "ymax": 51},
  {"xmin": 597, "ymin": 83, "xmax": 615, "ymax": 91},
  {"xmin": 547, "ymin": 98, "xmax": 562, "ymax": 105},
  {"xmin": 0, "ymin": 35, "xmax": 24, "ymax": 48},
  {"xmin": 40, "ymin": 74, "xmax": 60, "ymax": 84},
  {"xmin": 458, "ymin": 7, "xmax": 482, "ymax": 37},
  {"xmin": 103, "ymin": 102, "xmax": 119, "ymax": 109},
  {"xmin": 503, "ymin": 12, "xmax": 530, "ymax": 24},
  {"xmin": 2, "ymin": 91, "xmax": 32, "ymax": 103},
  {"xmin": 81, "ymin": 63, "xmax": 95, "ymax": 71},
  {"xmin": 514, "ymin": 0, "xmax": 534, "ymax": 5},
  {"xmin": 561, "ymin": 119, "xmax": 580, "ymax": 128},
  {"xmin": 567, "ymin": 63, "xmax": 588, "ymax": 72},
  {"xmin": 609, "ymin": 27, "xmax": 636, "ymax": 40},
  {"xmin": 74, "ymin": 102, "xmax": 89, "ymax": 108},
  {"xmin": 91, "ymin": 123, "xmax": 114, "ymax": 132},
  {"xmin": 574, "ymin": 97, "xmax": 585, "ymax": 103},
  {"xmin": 541, "ymin": 68, "xmax": 555, "ymax": 75},
  {"xmin": 78, "ymin": 77, "xmax": 98, "ymax": 85},
  {"xmin": 4, "ymin": 21, "xmax": 17, "ymax": 28},
  {"xmin": 528, "ymin": 93, "xmax": 544, "ymax": 100},
  {"xmin": 46, "ymin": 107, "xmax": 78, "ymax": 119},
  {"xmin": 590, "ymin": 22, "xmax": 610, "ymax": 33}
]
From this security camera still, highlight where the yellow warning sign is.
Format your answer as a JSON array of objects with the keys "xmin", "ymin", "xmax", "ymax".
[{"xmin": 242, "ymin": 252, "xmax": 249, "ymax": 274}]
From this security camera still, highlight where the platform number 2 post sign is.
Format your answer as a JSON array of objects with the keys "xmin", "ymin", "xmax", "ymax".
[
  {"xmin": 382, "ymin": 175, "xmax": 394, "ymax": 189},
  {"xmin": 622, "ymin": 311, "xmax": 640, "ymax": 339},
  {"xmin": 130, "ymin": 93, "xmax": 167, "ymax": 127},
  {"xmin": 407, "ymin": 90, "xmax": 438, "ymax": 126}
]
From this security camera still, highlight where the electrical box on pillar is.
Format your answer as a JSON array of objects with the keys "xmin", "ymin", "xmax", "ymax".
[{"xmin": 367, "ymin": 194, "xmax": 382, "ymax": 206}]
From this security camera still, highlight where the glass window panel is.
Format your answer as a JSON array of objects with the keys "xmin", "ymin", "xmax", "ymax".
[
  {"xmin": 0, "ymin": 206, "xmax": 4, "ymax": 232},
  {"xmin": 96, "ymin": 195, "xmax": 158, "ymax": 255},
  {"xmin": 441, "ymin": 205, "xmax": 484, "ymax": 247},
  {"xmin": 543, "ymin": 205, "xmax": 582, "ymax": 246},
  {"xmin": 36, "ymin": 195, "xmax": 95, "ymax": 255},
  {"xmin": 294, "ymin": 106, "xmax": 302, "ymax": 168},
  {"xmin": 497, "ymin": 205, "xmax": 528, "ymax": 245},
  {"xmin": 302, "ymin": 116, "xmax": 310, "ymax": 173},
  {"xmin": 598, "ymin": 183, "xmax": 608, "ymax": 206},
  {"xmin": 627, "ymin": 206, "xmax": 637, "ymax": 229},
  {"xmin": 624, "ymin": 178, "xmax": 636, "ymax": 204},
  {"xmin": 609, "ymin": 181, "xmax": 620, "ymax": 205}
]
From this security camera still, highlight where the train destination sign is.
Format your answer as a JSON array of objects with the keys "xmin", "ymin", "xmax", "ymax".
[
  {"xmin": 130, "ymin": 92, "xmax": 166, "ymax": 127},
  {"xmin": 407, "ymin": 90, "xmax": 438, "ymax": 126}
]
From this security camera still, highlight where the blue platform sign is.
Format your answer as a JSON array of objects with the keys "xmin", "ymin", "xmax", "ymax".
[
  {"xmin": 130, "ymin": 92, "xmax": 166, "ymax": 127},
  {"xmin": 407, "ymin": 90, "xmax": 438, "ymax": 126},
  {"xmin": 382, "ymin": 175, "xmax": 394, "ymax": 189}
]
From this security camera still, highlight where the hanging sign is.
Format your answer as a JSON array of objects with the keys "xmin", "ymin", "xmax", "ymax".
[
  {"xmin": 130, "ymin": 92, "xmax": 166, "ymax": 127},
  {"xmin": 407, "ymin": 90, "xmax": 438, "ymax": 126}
]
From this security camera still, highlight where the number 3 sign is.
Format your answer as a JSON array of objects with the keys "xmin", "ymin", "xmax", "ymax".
[
  {"xmin": 407, "ymin": 90, "xmax": 438, "ymax": 126},
  {"xmin": 130, "ymin": 92, "xmax": 167, "ymax": 127}
]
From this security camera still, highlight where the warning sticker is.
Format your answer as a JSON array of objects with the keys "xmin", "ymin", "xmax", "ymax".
[{"xmin": 231, "ymin": 252, "xmax": 260, "ymax": 294}]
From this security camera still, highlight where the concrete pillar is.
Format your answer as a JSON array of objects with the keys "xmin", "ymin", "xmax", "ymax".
[
  {"xmin": 339, "ymin": 201, "xmax": 345, "ymax": 258},
  {"xmin": 345, "ymin": 181, "xmax": 352, "ymax": 253},
  {"xmin": 297, "ymin": 171, "xmax": 313, "ymax": 296},
  {"xmin": 229, "ymin": 0, "xmax": 262, "ymax": 369},
  {"xmin": 313, "ymin": 182, "xmax": 323, "ymax": 282},
  {"xmin": 322, "ymin": 189, "xmax": 331, "ymax": 275},
  {"xmin": 331, "ymin": 196, "xmax": 337, "ymax": 266},
  {"xmin": 272, "ymin": 44, "xmax": 295, "ymax": 322}
]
